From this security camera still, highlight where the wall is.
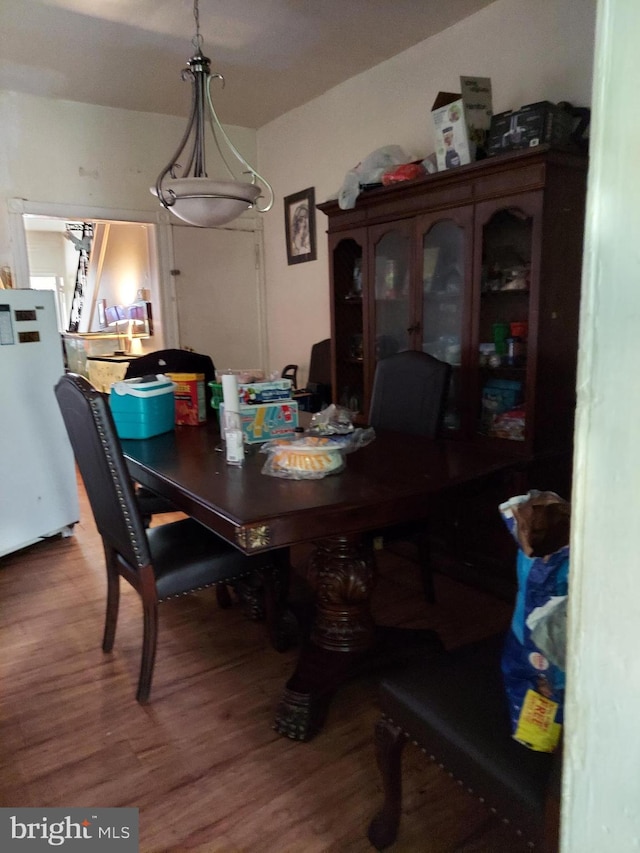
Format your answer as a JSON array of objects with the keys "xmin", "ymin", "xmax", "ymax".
[
  {"xmin": 258, "ymin": 0, "xmax": 597, "ymax": 386},
  {"xmin": 563, "ymin": 0, "xmax": 640, "ymax": 848},
  {"xmin": 0, "ymin": 89, "xmax": 257, "ymax": 269},
  {"xmin": 91, "ymin": 222, "xmax": 153, "ymax": 324}
]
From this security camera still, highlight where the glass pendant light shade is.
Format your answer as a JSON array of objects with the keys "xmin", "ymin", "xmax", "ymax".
[
  {"xmin": 152, "ymin": 2, "xmax": 273, "ymax": 227},
  {"xmin": 151, "ymin": 178, "xmax": 262, "ymax": 227}
]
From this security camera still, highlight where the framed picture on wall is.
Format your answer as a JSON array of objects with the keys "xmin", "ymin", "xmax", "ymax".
[{"xmin": 284, "ymin": 187, "xmax": 317, "ymax": 265}]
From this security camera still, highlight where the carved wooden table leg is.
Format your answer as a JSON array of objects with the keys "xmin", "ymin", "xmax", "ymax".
[{"xmin": 273, "ymin": 534, "xmax": 376, "ymax": 740}]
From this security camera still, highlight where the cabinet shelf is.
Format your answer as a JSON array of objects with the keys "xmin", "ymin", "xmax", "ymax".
[{"xmin": 480, "ymin": 289, "xmax": 530, "ymax": 297}]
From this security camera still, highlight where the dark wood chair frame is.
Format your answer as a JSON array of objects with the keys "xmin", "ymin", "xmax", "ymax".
[
  {"xmin": 55, "ymin": 373, "xmax": 291, "ymax": 703},
  {"xmin": 367, "ymin": 633, "xmax": 561, "ymax": 851},
  {"xmin": 368, "ymin": 350, "xmax": 452, "ymax": 602}
]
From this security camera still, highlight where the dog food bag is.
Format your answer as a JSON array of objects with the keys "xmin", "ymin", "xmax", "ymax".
[{"xmin": 499, "ymin": 490, "xmax": 570, "ymax": 752}]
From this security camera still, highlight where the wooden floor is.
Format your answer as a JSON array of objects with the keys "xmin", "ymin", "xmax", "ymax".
[{"xmin": 0, "ymin": 473, "xmax": 526, "ymax": 852}]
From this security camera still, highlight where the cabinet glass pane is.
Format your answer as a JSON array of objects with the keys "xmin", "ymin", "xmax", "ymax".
[
  {"xmin": 333, "ymin": 238, "xmax": 364, "ymax": 413},
  {"xmin": 421, "ymin": 220, "xmax": 465, "ymax": 432},
  {"xmin": 374, "ymin": 230, "xmax": 410, "ymax": 361},
  {"xmin": 477, "ymin": 208, "xmax": 532, "ymax": 441}
]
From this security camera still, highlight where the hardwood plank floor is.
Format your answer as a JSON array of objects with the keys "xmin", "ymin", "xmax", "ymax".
[{"xmin": 0, "ymin": 472, "xmax": 527, "ymax": 852}]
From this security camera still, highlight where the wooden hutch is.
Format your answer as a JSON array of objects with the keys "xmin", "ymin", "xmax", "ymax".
[{"xmin": 317, "ymin": 145, "xmax": 588, "ymax": 595}]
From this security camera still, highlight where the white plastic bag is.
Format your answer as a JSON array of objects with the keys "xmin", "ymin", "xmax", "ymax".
[{"xmin": 338, "ymin": 146, "xmax": 411, "ymax": 209}]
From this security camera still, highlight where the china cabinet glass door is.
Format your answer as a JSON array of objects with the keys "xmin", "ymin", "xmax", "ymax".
[
  {"xmin": 330, "ymin": 232, "xmax": 366, "ymax": 415},
  {"xmin": 472, "ymin": 192, "xmax": 542, "ymax": 445},
  {"xmin": 370, "ymin": 222, "xmax": 412, "ymax": 369},
  {"xmin": 418, "ymin": 209, "xmax": 473, "ymax": 436}
]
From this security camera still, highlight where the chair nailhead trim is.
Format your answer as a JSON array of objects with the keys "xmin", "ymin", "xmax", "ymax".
[
  {"xmin": 381, "ymin": 713, "xmax": 537, "ymax": 847},
  {"xmin": 158, "ymin": 567, "xmax": 267, "ymax": 601},
  {"xmin": 89, "ymin": 394, "xmax": 147, "ymax": 564}
]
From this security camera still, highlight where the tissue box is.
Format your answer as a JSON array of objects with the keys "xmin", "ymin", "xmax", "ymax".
[
  {"xmin": 209, "ymin": 379, "xmax": 293, "ymax": 410},
  {"xmin": 109, "ymin": 376, "xmax": 175, "ymax": 439},
  {"xmin": 238, "ymin": 379, "xmax": 292, "ymax": 404},
  {"xmin": 220, "ymin": 401, "xmax": 299, "ymax": 444},
  {"xmin": 166, "ymin": 372, "xmax": 206, "ymax": 425}
]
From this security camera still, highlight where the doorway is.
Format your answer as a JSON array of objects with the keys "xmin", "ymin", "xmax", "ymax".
[{"xmin": 8, "ymin": 198, "xmax": 178, "ymax": 348}]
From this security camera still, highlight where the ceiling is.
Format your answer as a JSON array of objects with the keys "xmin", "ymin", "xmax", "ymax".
[{"xmin": 1, "ymin": 0, "xmax": 495, "ymax": 129}]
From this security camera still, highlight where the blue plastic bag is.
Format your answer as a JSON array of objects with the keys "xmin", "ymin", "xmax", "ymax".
[{"xmin": 499, "ymin": 490, "xmax": 570, "ymax": 752}]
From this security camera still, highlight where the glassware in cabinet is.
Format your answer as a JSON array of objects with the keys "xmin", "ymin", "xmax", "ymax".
[{"xmin": 474, "ymin": 197, "xmax": 538, "ymax": 444}]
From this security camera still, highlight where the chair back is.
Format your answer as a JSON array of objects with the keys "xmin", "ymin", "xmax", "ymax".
[
  {"xmin": 307, "ymin": 338, "xmax": 332, "ymax": 409},
  {"xmin": 125, "ymin": 349, "xmax": 216, "ymax": 406},
  {"xmin": 308, "ymin": 338, "xmax": 331, "ymax": 387},
  {"xmin": 55, "ymin": 373, "xmax": 151, "ymax": 568},
  {"xmin": 281, "ymin": 364, "xmax": 298, "ymax": 388},
  {"xmin": 368, "ymin": 350, "xmax": 451, "ymax": 437}
]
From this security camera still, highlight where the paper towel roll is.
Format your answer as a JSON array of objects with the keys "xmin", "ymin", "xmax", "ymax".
[{"xmin": 221, "ymin": 373, "xmax": 240, "ymax": 413}]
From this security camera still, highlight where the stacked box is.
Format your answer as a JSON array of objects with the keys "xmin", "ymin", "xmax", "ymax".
[
  {"xmin": 220, "ymin": 400, "xmax": 299, "ymax": 443},
  {"xmin": 209, "ymin": 378, "xmax": 293, "ymax": 410},
  {"xmin": 109, "ymin": 376, "xmax": 175, "ymax": 439},
  {"xmin": 166, "ymin": 372, "xmax": 206, "ymax": 425},
  {"xmin": 238, "ymin": 379, "xmax": 292, "ymax": 404}
]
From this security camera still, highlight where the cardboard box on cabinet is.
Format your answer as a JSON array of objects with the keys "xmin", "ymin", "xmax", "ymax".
[{"xmin": 431, "ymin": 77, "xmax": 492, "ymax": 171}]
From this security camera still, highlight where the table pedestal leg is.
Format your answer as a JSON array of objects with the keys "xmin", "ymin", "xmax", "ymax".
[{"xmin": 274, "ymin": 534, "xmax": 376, "ymax": 740}]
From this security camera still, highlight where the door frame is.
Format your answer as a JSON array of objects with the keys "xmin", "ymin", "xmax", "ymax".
[{"xmin": 8, "ymin": 198, "xmax": 179, "ymax": 347}]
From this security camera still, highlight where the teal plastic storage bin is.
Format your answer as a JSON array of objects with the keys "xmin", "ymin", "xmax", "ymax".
[{"xmin": 110, "ymin": 376, "xmax": 175, "ymax": 439}]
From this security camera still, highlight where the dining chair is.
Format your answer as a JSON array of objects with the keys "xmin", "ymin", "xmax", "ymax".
[
  {"xmin": 368, "ymin": 349, "xmax": 451, "ymax": 438},
  {"xmin": 306, "ymin": 338, "xmax": 332, "ymax": 411},
  {"xmin": 55, "ymin": 372, "xmax": 291, "ymax": 703},
  {"xmin": 124, "ymin": 348, "xmax": 217, "ymax": 518},
  {"xmin": 125, "ymin": 348, "xmax": 216, "ymax": 407},
  {"xmin": 281, "ymin": 364, "xmax": 299, "ymax": 388},
  {"xmin": 281, "ymin": 340, "xmax": 331, "ymax": 412},
  {"xmin": 367, "ymin": 633, "xmax": 560, "ymax": 851},
  {"xmin": 368, "ymin": 350, "xmax": 452, "ymax": 602}
]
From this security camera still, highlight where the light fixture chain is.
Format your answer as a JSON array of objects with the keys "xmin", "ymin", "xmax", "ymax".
[
  {"xmin": 152, "ymin": 0, "xmax": 274, "ymax": 224},
  {"xmin": 192, "ymin": 0, "xmax": 203, "ymax": 52}
]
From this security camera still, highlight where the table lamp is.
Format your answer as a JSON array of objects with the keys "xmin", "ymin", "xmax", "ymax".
[{"xmin": 105, "ymin": 305, "xmax": 127, "ymax": 355}]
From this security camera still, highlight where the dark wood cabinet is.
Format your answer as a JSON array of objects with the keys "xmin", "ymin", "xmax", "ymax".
[
  {"xmin": 318, "ymin": 145, "xmax": 588, "ymax": 458},
  {"xmin": 318, "ymin": 146, "xmax": 588, "ymax": 595}
]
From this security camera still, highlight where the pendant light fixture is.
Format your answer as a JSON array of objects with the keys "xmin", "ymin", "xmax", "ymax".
[{"xmin": 151, "ymin": 0, "xmax": 273, "ymax": 227}]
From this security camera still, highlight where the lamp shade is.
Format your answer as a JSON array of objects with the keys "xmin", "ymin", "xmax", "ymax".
[{"xmin": 151, "ymin": 179, "xmax": 262, "ymax": 227}]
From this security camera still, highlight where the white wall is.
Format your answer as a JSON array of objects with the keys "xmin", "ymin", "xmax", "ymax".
[
  {"xmin": 563, "ymin": 0, "xmax": 640, "ymax": 849},
  {"xmin": 258, "ymin": 0, "xmax": 597, "ymax": 386},
  {"xmin": 0, "ymin": 89, "xmax": 257, "ymax": 263}
]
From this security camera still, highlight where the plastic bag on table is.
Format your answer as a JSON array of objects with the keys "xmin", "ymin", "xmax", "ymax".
[
  {"xmin": 499, "ymin": 490, "xmax": 570, "ymax": 753},
  {"xmin": 308, "ymin": 403, "xmax": 355, "ymax": 435},
  {"xmin": 260, "ymin": 435, "xmax": 345, "ymax": 480},
  {"xmin": 260, "ymin": 425, "xmax": 376, "ymax": 480}
]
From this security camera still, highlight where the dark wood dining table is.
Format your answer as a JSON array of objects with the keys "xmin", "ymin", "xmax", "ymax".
[{"xmin": 122, "ymin": 418, "xmax": 524, "ymax": 740}]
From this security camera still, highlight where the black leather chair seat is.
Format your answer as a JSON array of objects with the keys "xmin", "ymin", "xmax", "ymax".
[
  {"xmin": 148, "ymin": 518, "xmax": 271, "ymax": 600},
  {"xmin": 56, "ymin": 373, "xmax": 291, "ymax": 703},
  {"xmin": 374, "ymin": 633, "xmax": 554, "ymax": 844}
]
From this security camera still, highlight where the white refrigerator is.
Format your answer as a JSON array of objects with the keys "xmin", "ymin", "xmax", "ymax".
[{"xmin": 0, "ymin": 289, "xmax": 79, "ymax": 558}]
